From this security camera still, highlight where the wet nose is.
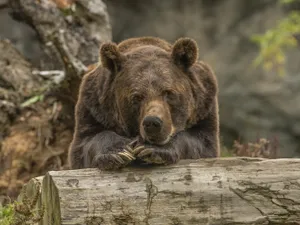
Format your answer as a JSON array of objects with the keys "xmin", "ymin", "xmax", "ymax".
[{"xmin": 143, "ymin": 116, "xmax": 163, "ymax": 134}]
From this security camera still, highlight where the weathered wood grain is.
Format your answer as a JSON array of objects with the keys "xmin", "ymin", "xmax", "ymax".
[{"xmin": 20, "ymin": 158, "xmax": 300, "ymax": 225}]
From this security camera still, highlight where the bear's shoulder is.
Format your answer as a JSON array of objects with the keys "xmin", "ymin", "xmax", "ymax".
[{"xmin": 117, "ymin": 36, "xmax": 172, "ymax": 53}]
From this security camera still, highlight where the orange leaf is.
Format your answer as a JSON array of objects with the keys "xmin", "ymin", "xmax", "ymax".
[{"xmin": 51, "ymin": 0, "xmax": 75, "ymax": 9}]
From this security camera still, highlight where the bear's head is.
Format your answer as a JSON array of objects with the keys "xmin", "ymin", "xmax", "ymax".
[{"xmin": 98, "ymin": 37, "xmax": 217, "ymax": 145}]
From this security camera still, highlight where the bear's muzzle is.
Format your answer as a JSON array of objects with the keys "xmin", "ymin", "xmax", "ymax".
[{"xmin": 140, "ymin": 99, "xmax": 174, "ymax": 145}]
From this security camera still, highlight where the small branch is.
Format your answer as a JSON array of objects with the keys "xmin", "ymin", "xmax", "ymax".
[
  {"xmin": 52, "ymin": 29, "xmax": 88, "ymax": 77},
  {"xmin": 32, "ymin": 70, "xmax": 65, "ymax": 85}
]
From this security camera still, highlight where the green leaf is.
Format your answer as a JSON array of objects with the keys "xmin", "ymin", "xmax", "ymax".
[
  {"xmin": 251, "ymin": 9, "xmax": 300, "ymax": 75},
  {"xmin": 20, "ymin": 95, "xmax": 44, "ymax": 108}
]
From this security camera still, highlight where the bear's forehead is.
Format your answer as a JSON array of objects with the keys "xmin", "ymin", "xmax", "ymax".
[
  {"xmin": 122, "ymin": 55, "xmax": 179, "ymax": 79},
  {"xmin": 115, "ymin": 46, "xmax": 191, "ymax": 91},
  {"xmin": 123, "ymin": 45, "xmax": 169, "ymax": 57},
  {"xmin": 119, "ymin": 61, "xmax": 180, "ymax": 86},
  {"xmin": 115, "ymin": 66, "xmax": 189, "ymax": 96}
]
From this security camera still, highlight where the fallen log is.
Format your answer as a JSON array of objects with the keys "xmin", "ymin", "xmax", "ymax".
[{"xmin": 19, "ymin": 157, "xmax": 300, "ymax": 224}]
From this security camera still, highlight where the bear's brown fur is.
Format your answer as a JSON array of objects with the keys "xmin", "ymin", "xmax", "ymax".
[{"xmin": 68, "ymin": 36, "xmax": 220, "ymax": 170}]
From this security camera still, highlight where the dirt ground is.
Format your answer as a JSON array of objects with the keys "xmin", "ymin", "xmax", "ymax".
[{"xmin": 0, "ymin": 97, "xmax": 73, "ymax": 204}]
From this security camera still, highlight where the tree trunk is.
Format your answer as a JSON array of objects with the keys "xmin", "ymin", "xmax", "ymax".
[
  {"xmin": 19, "ymin": 158, "xmax": 300, "ymax": 225},
  {"xmin": 0, "ymin": 0, "xmax": 111, "ymax": 200},
  {"xmin": 0, "ymin": 39, "xmax": 43, "ymax": 136},
  {"xmin": 10, "ymin": 0, "xmax": 112, "ymax": 107}
]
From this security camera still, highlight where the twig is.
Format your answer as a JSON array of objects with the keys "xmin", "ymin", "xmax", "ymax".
[
  {"xmin": 52, "ymin": 29, "xmax": 88, "ymax": 77},
  {"xmin": 32, "ymin": 70, "xmax": 65, "ymax": 85}
]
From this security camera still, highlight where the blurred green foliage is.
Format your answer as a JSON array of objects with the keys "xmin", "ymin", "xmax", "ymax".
[
  {"xmin": 0, "ymin": 203, "xmax": 14, "ymax": 225},
  {"xmin": 0, "ymin": 183, "xmax": 44, "ymax": 225},
  {"xmin": 252, "ymin": 0, "xmax": 300, "ymax": 75}
]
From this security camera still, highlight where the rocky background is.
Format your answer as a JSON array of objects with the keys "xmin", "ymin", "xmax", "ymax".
[{"xmin": 0, "ymin": 0, "xmax": 299, "ymax": 201}]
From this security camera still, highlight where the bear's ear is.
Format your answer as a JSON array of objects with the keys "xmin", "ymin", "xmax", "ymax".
[
  {"xmin": 171, "ymin": 38, "xmax": 198, "ymax": 69},
  {"xmin": 100, "ymin": 42, "xmax": 123, "ymax": 73}
]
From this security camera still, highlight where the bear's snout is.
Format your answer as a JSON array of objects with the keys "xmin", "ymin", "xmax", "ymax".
[
  {"xmin": 140, "ymin": 100, "xmax": 174, "ymax": 145},
  {"xmin": 143, "ymin": 116, "xmax": 163, "ymax": 134}
]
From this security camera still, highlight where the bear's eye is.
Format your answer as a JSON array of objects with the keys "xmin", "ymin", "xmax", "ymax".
[
  {"xmin": 131, "ymin": 94, "xmax": 144, "ymax": 105},
  {"xmin": 163, "ymin": 90, "xmax": 178, "ymax": 103}
]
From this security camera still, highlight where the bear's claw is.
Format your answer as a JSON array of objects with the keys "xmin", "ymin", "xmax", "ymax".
[
  {"xmin": 117, "ymin": 140, "xmax": 139, "ymax": 161},
  {"xmin": 135, "ymin": 146, "xmax": 178, "ymax": 165},
  {"xmin": 110, "ymin": 154, "xmax": 125, "ymax": 164},
  {"xmin": 118, "ymin": 150, "xmax": 135, "ymax": 161},
  {"xmin": 136, "ymin": 148, "xmax": 154, "ymax": 158},
  {"xmin": 92, "ymin": 153, "xmax": 128, "ymax": 170},
  {"xmin": 132, "ymin": 145, "xmax": 147, "ymax": 155},
  {"xmin": 134, "ymin": 147, "xmax": 165, "ymax": 165}
]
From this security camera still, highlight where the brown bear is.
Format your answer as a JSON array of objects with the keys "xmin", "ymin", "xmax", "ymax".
[{"xmin": 68, "ymin": 36, "xmax": 220, "ymax": 170}]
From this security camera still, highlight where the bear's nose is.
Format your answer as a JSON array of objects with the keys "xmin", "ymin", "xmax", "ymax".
[{"xmin": 143, "ymin": 116, "xmax": 163, "ymax": 134}]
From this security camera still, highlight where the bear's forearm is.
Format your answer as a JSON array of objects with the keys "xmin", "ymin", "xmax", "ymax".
[
  {"xmin": 173, "ymin": 130, "xmax": 219, "ymax": 159},
  {"xmin": 69, "ymin": 131, "xmax": 132, "ymax": 169},
  {"xmin": 134, "ymin": 129, "xmax": 218, "ymax": 166}
]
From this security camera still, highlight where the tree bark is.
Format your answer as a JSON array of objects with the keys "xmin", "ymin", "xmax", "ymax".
[
  {"xmin": 10, "ymin": 0, "xmax": 112, "ymax": 105},
  {"xmin": 0, "ymin": 39, "xmax": 43, "ymax": 136},
  {"xmin": 19, "ymin": 158, "xmax": 300, "ymax": 225},
  {"xmin": 0, "ymin": 0, "xmax": 112, "ymax": 200}
]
